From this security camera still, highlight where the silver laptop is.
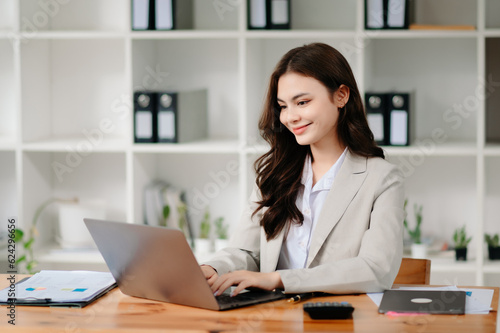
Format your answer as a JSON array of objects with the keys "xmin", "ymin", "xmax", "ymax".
[{"xmin": 84, "ymin": 218, "xmax": 285, "ymax": 310}]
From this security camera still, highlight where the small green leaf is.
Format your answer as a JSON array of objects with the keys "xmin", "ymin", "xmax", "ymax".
[
  {"xmin": 24, "ymin": 238, "xmax": 35, "ymax": 249},
  {"xmin": 163, "ymin": 205, "xmax": 170, "ymax": 220},
  {"xmin": 16, "ymin": 255, "xmax": 26, "ymax": 264},
  {"xmin": 14, "ymin": 229, "xmax": 24, "ymax": 242}
]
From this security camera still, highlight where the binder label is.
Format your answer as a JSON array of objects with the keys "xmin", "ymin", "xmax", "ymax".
[
  {"xmin": 387, "ymin": 0, "xmax": 406, "ymax": 28},
  {"xmin": 156, "ymin": 0, "xmax": 174, "ymax": 30},
  {"xmin": 367, "ymin": 113, "xmax": 384, "ymax": 142},
  {"xmin": 135, "ymin": 112, "xmax": 153, "ymax": 139},
  {"xmin": 366, "ymin": 0, "xmax": 384, "ymax": 29},
  {"xmin": 390, "ymin": 110, "xmax": 408, "ymax": 145},
  {"xmin": 250, "ymin": 0, "xmax": 267, "ymax": 28},
  {"xmin": 158, "ymin": 111, "xmax": 176, "ymax": 140},
  {"xmin": 271, "ymin": 0, "xmax": 289, "ymax": 25}
]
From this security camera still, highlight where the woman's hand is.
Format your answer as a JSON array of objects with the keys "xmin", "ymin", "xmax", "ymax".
[
  {"xmin": 211, "ymin": 270, "xmax": 284, "ymax": 297},
  {"xmin": 200, "ymin": 265, "xmax": 219, "ymax": 287}
]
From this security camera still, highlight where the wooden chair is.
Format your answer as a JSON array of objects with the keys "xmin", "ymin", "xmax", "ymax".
[{"xmin": 393, "ymin": 257, "xmax": 431, "ymax": 285}]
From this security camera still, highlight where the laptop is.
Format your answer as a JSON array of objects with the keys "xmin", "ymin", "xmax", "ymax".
[
  {"xmin": 84, "ymin": 218, "xmax": 286, "ymax": 310},
  {"xmin": 378, "ymin": 289, "xmax": 466, "ymax": 314}
]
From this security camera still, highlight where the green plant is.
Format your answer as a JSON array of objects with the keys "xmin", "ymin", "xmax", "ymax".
[
  {"xmin": 403, "ymin": 200, "xmax": 423, "ymax": 244},
  {"xmin": 484, "ymin": 233, "xmax": 500, "ymax": 247},
  {"xmin": 199, "ymin": 209, "xmax": 211, "ymax": 239},
  {"xmin": 14, "ymin": 197, "xmax": 78, "ymax": 274},
  {"xmin": 453, "ymin": 225, "xmax": 472, "ymax": 249},
  {"xmin": 214, "ymin": 217, "xmax": 227, "ymax": 240}
]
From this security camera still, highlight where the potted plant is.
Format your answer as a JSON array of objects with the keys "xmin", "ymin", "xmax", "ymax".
[
  {"xmin": 214, "ymin": 217, "xmax": 228, "ymax": 252},
  {"xmin": 403, "ymin": 200, "xmax": 426, "ymax": 259},
  {"xmin": 453, "ymin": 225, "xmax": 472, "ymax": 261},
  {"xmin": 484, "ymin": 233, "xmax": 500, "ymax": 260},
  {"xmin": 195, "ymin": 208, "xmax": 213, "ymax": 257}
]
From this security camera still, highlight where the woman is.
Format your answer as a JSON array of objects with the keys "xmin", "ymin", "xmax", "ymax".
[{"xmin": 201, "ymin": 42, "xmax": 405, "ymax": 297}]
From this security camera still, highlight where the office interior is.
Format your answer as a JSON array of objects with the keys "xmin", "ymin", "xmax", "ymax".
[{"xmin": 0, "ymin": 0, "xmax": 500, "ymax": 291}]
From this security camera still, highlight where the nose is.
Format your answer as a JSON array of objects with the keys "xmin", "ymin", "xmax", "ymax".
[{"xmin": 285, "ymin": 106, "xmax": 301, "ymax": 123}]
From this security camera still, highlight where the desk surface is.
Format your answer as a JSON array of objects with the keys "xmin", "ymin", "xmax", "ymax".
[{"xmin": 0, "ymin": 275, "xmax": 498, "ymax": 333}]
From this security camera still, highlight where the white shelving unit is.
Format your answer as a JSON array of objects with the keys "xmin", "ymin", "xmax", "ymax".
[{"xmin": 0, "ymin": 0, "xmax": 499, "ymax": 283}]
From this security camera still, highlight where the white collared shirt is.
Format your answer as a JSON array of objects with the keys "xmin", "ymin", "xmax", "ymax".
[{"xmin": 276, "ymin": 148, "xmax": 347, "ymax": 270}]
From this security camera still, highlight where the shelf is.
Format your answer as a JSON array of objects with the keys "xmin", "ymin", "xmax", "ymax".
[
  {"xmin": 130, "ymin": 30, "xmax": 240, "ymax": 40},
  {"xmin": 21, "ymin": 31, "xmax": 126, "ymax": 40},
  {"xmin": 484, "ymin": 30, "xmax": 500, "ymax": 37},
  {"xmin": 0, "ymin": 137, "xmax": 17, "ymax": 151},
  {"xmin": 429, "ymin": 256, "xmax": 477, "ymax": 273},
  {"xmin": 132, "ymin": 139, "xmax": 241, "ymax": 154},
  {"xmin": 245, "ymin": 30, "xmax": 356, "ymax": 40},
  {"xmin": 483, "ymin": 261, "xmax": 500, "ymax": 273},
  {"xmin": 485, "ymin": 144, "xmax": 500, "ymax": 156},
  {"xmin": 22, "ymin": 136, "xmax": 128, "ymax": 152},
  {"xmin": 363, "ymin": 30, "xmax": 477, "ymax": 39}
]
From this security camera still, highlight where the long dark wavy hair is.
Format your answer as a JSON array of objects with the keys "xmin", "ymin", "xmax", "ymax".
[{"xmin": 254, "ymin": 42, "xmax": 384, "ymax": 241}]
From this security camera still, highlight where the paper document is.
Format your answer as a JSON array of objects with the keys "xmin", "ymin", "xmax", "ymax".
[
  {"xmin": 0, "ymin": 270, "xmax": 116, "ymax": 303},
  {"xmin": 369, "ymin": 286, "xmax": 494, "ymax": 314}
]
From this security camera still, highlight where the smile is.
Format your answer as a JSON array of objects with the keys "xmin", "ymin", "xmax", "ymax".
[{"xmin": 292, "ymin": 124, "xmax": 311, "ymax": 135}]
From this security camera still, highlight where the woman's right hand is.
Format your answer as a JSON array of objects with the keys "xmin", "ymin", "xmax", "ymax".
[{"xmin": 200, "ymin": 265, "xmax": 219, "ymax": 287}]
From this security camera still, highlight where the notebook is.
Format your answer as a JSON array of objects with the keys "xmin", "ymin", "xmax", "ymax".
[
  {"xmin": 84, "ymin": 218, "xmax": 286, "ymax": 311},
  {"xmin": 378, "ymin": 289, "xmax": 466, "ymax": 314}
]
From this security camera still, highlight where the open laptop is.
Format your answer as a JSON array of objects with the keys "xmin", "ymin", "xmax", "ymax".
[
  {"xmin": 84, "ymin": 218, "xmax": 286, "ymax": 310},
  {"xmin": 378, "ymin": 289, "xmax": 466, "ymax": 314}
]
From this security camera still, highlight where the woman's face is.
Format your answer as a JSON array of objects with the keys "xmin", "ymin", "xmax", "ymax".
[{"xmin": 277, "ymin": 72, "xmax": 344, "ymax": 148}]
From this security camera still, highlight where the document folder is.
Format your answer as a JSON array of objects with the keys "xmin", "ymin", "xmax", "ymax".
[
  {"xmin": 365, "ymin": 93, "xmax": 388, "ymax": 145},
  {"xmin": 0, "ymin": 271, "xmax": 116, "ymax": 308},
  {"xmin": 134, "ymin": 91, "xmax": 158, "ymax": 143},
  {"xmin": 132, "ymin": 0, "xmax": 154, "ymax": 30},
  {"xmin": 269, "ymin": 0, "xmax": 290, "ymax": 29},
  {"xmin": 388, "ymin": 93, "xmax": 410, "ymax": 146},
  {"xmin": 248, "ymin": 0, "xmax": 267, "ymax": 29},
  {"xmin": 248, "ymin": 0, "xmax": 290, "ymax": 30}
]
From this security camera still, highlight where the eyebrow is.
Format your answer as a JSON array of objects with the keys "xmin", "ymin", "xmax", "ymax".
[{"xmin": 277, "ymin": 92, "xmax": 310, "ymax": 103}]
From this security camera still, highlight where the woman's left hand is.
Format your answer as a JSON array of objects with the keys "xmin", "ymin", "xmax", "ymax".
[{"xmin": 211, "ymin": 270, "xmax": 284, "ymax": 297}]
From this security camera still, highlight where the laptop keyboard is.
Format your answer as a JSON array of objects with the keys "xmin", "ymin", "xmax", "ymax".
[{"xmin": 216, "ymin": 293, "xmax": 254, "ymax": 305}]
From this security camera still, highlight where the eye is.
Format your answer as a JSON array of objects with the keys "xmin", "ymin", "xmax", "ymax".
[
  {"xmin": 278, "ymin": 104, "xmax": 287, "ymax": 111},
  {"xmin": 298, "ymin": 100, "xmax": 310, "ymax": 106}
]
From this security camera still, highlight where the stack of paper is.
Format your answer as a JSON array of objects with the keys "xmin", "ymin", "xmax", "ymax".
[{"xmin": 0, "ymin": 270, "xmax": 116, "ymax": 307}]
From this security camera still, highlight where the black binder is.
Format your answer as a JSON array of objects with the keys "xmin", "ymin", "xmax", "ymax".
[
  {"xmin": 385, "ymin": 0, "xmax": 410, "ymax": 29},
  {"xmin": 132, "ymin": 0, "xmax": 154, "ymax": 30},
  {"xmin": 134, "ymin": 91, "xmax": 157, "ymax": 143},
  {"xmin": 387, "ymin": 93, "xmax": 410, "ymax": 146},
  {"xmin": 156, "ymin": 92, "xmax": 178, "ymax": 143},
  {"xmin": 248, "ymin": 0, "xmax": 290, "ymax": 30},
  {"xmin": 365, "ymin": 0, "xmax": 409, "ymax": 30},
  {"xmin": 268, "ymin": 0, "xmax": 290, "ymax": 29},
  {"xmin": 248, "ymin": 0, "xmax": 267, "ymax": 29},
  {"xmin": 365, "ymin": 93, "xmax": 388, "ymax": 145}
]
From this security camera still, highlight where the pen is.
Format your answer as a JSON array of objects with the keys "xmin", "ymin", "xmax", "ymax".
[{"xmin": 287, "ymin": 293, "xmax": 315, "ymax": 303}]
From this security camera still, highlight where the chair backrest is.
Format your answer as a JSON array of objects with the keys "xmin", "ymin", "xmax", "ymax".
[{"xmin": 393, "ymin": 257, "xmax": 431, "ymax": 285}]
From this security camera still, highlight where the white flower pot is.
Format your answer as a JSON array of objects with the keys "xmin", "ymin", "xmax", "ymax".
[
  {"xmin": 215, "ymin": 239, "xmax": 229, "ymax": 252},
  {"xmin": 195, "ymin": 238, "xmax": 213, "ymax": 255},
  {"xmin": 411, "ymin": 243, "xmax": 428, "ymax": 259}
]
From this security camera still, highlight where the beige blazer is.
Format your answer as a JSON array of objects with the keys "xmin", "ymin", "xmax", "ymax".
[{"xmin": 203, "ymin": 150, "xmax": 405, "ymax": 294}]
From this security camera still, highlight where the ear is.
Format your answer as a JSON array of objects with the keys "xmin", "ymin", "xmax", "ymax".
[{"xmin": 334, "ymin": 84, "xmax": 350, "ymax": 108}]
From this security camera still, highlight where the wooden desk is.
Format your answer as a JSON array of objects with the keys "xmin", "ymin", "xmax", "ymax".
[{"xmin": 0, "ymin": 275, "xmax": 498, "ymax": 332}]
